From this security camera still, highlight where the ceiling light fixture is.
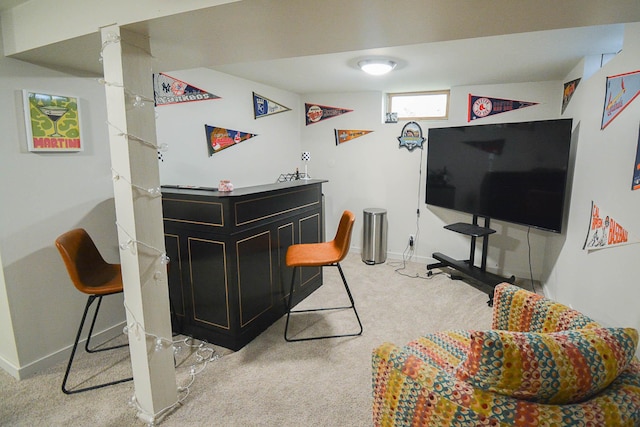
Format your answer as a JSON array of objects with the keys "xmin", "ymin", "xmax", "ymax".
[{"xmin": 358, "ymin": 59, "xmax": 397, "ymax": 76}]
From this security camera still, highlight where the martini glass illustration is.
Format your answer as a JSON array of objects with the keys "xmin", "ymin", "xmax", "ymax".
[{"xmin": 38, "ymin": 105, "xmax": 68, "ymax": 137}]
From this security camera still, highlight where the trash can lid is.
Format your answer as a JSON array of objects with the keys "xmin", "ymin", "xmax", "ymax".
[{"xmin": 363, "ymin": 208, "xmax": 387, "ymax": 214}]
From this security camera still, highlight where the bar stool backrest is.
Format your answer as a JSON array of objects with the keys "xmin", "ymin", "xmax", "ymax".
[
  {"xmin": 332, "ymin": 210, "xmax": 355, "ymax": 263},
  {"xmin": 55, "ymin": 228, "xmax": 121, "ymax": 295}
]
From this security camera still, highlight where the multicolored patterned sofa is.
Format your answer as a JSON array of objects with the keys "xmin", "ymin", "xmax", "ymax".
[{"xmin": 372, "ymin": 283, "xmax": 640, "ymax": 426}]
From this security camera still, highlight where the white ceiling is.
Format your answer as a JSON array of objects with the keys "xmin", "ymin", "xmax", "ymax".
[
  {"xmin": 211, "ymin": 25, "xmax": 624, "ymax": 94},
  {"xmin": 1, "ymin": 1, "xmax": 628, "ymax": 95}
]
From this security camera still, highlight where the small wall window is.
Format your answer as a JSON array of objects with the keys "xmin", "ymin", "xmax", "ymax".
[{"xmin": 387, "ymin": 90, "xmax": 449, "ymax": 120}]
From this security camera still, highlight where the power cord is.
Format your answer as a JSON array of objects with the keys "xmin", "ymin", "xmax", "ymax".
[
  {"xmin": 387, "ymin": 241, "xmax": 434, "ymax": 280},
  {"xmin": 527, "ymin": 227, "xmax": 537, "ymax": 294},
  {"xmin": 387, "ymin": 141, "xmax": 432, "ymax": 280},
  {"xmin": 406, "ymin": 144, "xmax": 424, "ymax": 262}
]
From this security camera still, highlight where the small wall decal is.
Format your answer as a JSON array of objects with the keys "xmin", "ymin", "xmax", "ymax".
[{"xmin": 397, "ymin": 121, "xmax": 425, "ymax": 151}]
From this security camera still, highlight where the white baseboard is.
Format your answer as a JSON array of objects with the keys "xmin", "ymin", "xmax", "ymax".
[
  {"xmin": 351, "ymin": 246, "xmax": 441, "ymax": 265},
  {"xmin": 0, "ymin": 355, "xmax": 20, "ymax": 380},
  {"xmin": 2, "ymin": 321, "xmax": 126, "ymax": 380}
]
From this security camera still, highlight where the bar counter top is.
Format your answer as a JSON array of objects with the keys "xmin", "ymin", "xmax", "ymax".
[{"xmin": 161, "ymin": 179, "xmax": 328, "ymax": 198}]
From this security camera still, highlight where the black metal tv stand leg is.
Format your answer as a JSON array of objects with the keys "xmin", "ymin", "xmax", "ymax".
[{"xmin": 426, "ymin": 215, "xmax": 515, "ymax": 305}]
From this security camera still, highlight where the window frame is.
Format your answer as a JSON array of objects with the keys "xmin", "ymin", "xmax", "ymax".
[{"xmin": 387, "ymin": 90, "xmax": 450, "ymax": 121}]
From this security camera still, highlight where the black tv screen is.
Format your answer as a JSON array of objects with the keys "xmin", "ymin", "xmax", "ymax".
[{"xmin": 425, "ymin": 119, "xmax": 573, "ymax": 233}]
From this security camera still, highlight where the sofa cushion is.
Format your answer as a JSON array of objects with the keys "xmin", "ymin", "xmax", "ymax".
[
  {"xmin": 492, "ymin": 283, "xmax": 601, "ymax": 332},
  {"xmin": 455, "ymin": 327, "xmax": 639, "ymax": 404}
]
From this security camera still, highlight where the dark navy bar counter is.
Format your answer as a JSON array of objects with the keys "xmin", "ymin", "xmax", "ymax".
[{"xmin": 162, "ymin": 179, "xmax": 326, "ymax": 350}]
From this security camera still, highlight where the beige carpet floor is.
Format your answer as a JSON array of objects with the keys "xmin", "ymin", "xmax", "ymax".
[{"xmin": 0, "ymin": 253, "xmax": 499, "ymax": 426}]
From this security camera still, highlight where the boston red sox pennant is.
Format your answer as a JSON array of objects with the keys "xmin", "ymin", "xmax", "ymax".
[{"xmin": 468, "ymin": 94, "xmax": 538, "ymax": 121}]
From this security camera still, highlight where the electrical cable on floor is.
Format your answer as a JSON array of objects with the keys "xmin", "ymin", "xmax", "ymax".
[
  {"xmin": 387, "ymin": 242, "xmax": 435, "ymax": 280},
  {"xmin": 527, "ymin": 227, "xmax": 537, "ymax": 294}
]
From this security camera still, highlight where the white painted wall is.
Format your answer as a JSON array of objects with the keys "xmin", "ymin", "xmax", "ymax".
[
  {"xmin": 2, "ymin": 19, "xmax": 639, "ymax": 378},
  {"xmin": 156, "ymin": 68, "xmax": 301, "ymax": 188},
  {"xmin": 155, "ymin": 28, "xmax": 640, "ymax": 343},
  {"xmin": 153, "ymin": 76, "xmax": 562, "ymax": 284},
  {"xmin": 544, "ymin": 23, "xmax": 640, "ymax": 333},
  {"xmin": 302, "ymin": 82, "xmax": 561, "ymax": 282},
  {"xmin": 0, "ymin": 250, "xmax": 19, "ymax": 375},
  {"xmin": 0, "ymin": 47, "xmax": 122, "ymax": 378}
]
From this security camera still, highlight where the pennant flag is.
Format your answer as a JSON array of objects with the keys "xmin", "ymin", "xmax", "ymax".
[
  {"xmin": 468, "ymin": 94, "xmax": 538, "ymax": 121},
  {"xmin": 334, "ymin": 129, "xmax": 373, "ymax": 145},
  {"xmin": 562, "ymin": 78, "xmax": 580, "ymax": 114},
  {"xmin": 253, "ymin": 92, "xmax": 291, "ymax": 119},
  {"xmin": 204, "ymin": 125, "xmax": 257, "ymax": 156},
  {"xmin": 632, "ymin": 126, "xmax": 640, "ymax": 191},
  {"xmin": 601, "ymin": 70, "xmax": 640, "ymax": 129},
  {"xmin": 305, "ymin": 103, "xmax": 352, "ymax": 125},
  {"xmin": 583, "ymin": 201, "xmax": 638, "ymax": 251},
  {"xmin": 153, "ymin": 73, "xmax": 220, "ymax": 106}
]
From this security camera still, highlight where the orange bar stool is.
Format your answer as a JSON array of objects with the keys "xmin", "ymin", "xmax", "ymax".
[
  {"xmin": 284, "ymin": 210, "xmax": 363, "ymax": 342},
  {"xmin": 55, "ymin": 228, "xmax": 133, "ymax": 394}
]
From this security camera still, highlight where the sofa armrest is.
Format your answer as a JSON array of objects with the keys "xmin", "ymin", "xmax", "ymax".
[
  {"xmin": 372, "ymin": 338, "xmax": 640, "ymax": 426},
  {"xmin": 372, "ymin": 342, "xmax": 500, "ymax": 426},
  {"xmin": 491, "ymin": 283, "xmax": 600, "ymax": 332}
]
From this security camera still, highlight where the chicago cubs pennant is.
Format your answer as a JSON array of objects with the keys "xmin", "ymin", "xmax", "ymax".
[
  {"xmin": 583, "ymin": 201, "xmax": 637, "ymax": 251},
  {"xmin": 601, "ymin": 70, "xmax": 640, "ymax": 129},
  {"xmin": 305, "ymin": 103, "xmax": 352, "ymax": 125},
  {"xmin": 204, "ymin": 125, "xmax": 257, "ymax": 156},
  {"xmin": 468, "ymin": 94, "xmax": 538, "ymax": 121},
  {"xmin": 253, "ymin": 92, "xmax": 291, "ymax": 119},
  {"xmin": 334, "ymin": 129, "xmax": 373, "ymax": 145},
  {"xmin": 153, "ymin": 73, "xmax": 220, "ymax": 106}
]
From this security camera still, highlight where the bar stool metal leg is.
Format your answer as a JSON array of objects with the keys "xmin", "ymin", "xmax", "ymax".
[
  {"xmin": 284, "ymin": 264, "xmax": 363, "ymax": 342},
  {"xmin": 62, "ymin": 295, "xmax": 133, "ymax": 394},
  {"xmin": 84, "ymin": 296, "xmax": 129, "ymax": 354}
]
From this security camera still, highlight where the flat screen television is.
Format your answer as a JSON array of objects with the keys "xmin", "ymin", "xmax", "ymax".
[{"xmin": 425, "ymin": 118, "xmax": 573, "ymax": 233}]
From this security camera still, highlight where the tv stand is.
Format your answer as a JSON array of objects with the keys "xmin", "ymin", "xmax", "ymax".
[{"xmin": 427, "ymin": 215, "xmax": 515, "ymax": 306}]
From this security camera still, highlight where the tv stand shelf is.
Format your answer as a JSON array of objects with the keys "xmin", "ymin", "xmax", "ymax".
[
  {"xmin": 444, "ymin": 222, "xmax": 495, "ymax": 237},
  {"xmin": 427, "ymin": 215, "xmax": 514, "ymax": 306}
]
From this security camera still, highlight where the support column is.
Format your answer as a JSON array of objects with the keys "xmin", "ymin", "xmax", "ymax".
[{"xmin": 100, "ymin": 25, "xmax": 177, "ymax": 423}]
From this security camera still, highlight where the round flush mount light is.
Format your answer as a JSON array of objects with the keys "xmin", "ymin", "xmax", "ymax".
[{"xmin": 358, "ymin": 59, "xmax": 397, "ymax": 76}]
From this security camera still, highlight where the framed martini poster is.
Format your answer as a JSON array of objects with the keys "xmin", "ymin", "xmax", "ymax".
[{"xmin": 23, "ymin": 90, "xmax": 83, "ymax": 152}]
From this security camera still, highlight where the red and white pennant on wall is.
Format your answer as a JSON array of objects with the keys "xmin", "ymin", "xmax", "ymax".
[{"xmin": 468, "ymin": 94, "xmax": 538, "ymax": 121}]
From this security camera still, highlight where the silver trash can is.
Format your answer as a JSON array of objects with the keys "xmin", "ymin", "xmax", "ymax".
[{"xmin": 362, "ymin": 208, "xmax": 388, "ymax": 265}]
